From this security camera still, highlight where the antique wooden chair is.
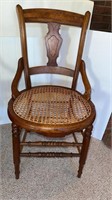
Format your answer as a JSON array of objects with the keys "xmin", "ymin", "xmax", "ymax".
[{"xmin": 8, "ymin": 4, "xmax": 96, "ymax": 179}]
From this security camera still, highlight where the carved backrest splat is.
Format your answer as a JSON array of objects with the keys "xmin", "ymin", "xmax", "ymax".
[{"xmin": 45, "ymin": 23, "xmax": 63, "ymax": 66}]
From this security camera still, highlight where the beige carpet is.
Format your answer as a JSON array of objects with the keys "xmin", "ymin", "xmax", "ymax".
[{"xmin": 0, "ymin": 124, "xmax": 111, "ymax": 200}]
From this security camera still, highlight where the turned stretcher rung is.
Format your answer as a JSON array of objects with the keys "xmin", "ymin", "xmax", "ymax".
[
  {"xmin": 20, "ymin": 141, "xmax": 82, "ymax": 147},
  {"xmin": 20, "ymin": 152, "xmax": 80, "ymax": 157}
]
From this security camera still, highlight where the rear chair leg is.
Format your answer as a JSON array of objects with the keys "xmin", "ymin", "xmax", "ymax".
[
  {"xmin": 77, "ymin": 125, "xmax": 93, "ymax": 178},
  {"xmin": 12, "ymin": 123, "xmax": 20, "ymax": 179}
]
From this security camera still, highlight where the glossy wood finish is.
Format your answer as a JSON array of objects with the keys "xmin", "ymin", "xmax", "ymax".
[
  {"xmin": 12, "ymin": 123, "xmax": 20, "ymax": 179},
  {"xmin": 8, "ymin": 95, "xmax": 95, "ymax": 137},
  {"xmin": 23, "ymin": 8, "xmax": 84, "ymax": 26},
  {"xmin": 8, "ymin": 4, "xmax": 96, "ymax": 179},
  {"xmin": 78, "ymin": 125, "xmax": 93, "ymax": 178},
  {"xmin": 45, "ymin": 23, "xmax": 62, "ymax": 66},
  {"xmin": 16, "ymin": 4, "xmax": 90, "ymax": 90}
]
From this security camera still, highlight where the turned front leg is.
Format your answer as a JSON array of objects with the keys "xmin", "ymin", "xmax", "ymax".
[
  {"xmin": 12, "ymin": 123, "xmax": 20, "ymax": 179},
  {"xmin": 78, "ymin": 125, "xmax": 93, "ymax": 178}
]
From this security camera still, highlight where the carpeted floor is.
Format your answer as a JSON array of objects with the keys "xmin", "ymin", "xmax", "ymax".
[{"xmin": 0, "ymin": 124, "xmax": 111, "ymax": 200}]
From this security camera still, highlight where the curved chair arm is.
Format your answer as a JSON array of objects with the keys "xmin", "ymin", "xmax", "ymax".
[
  {"xmin": 79, "ymin": 60, "xmax": 91, "ymax": 100},
  {"xmin": 11, "ymin": 57, "xmax": 24, "ymax": 100}
]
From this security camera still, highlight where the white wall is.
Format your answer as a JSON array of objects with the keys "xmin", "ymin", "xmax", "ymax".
[
  {"xmin": 0, "ymin": 0, "xmax": 111, "ymax": 140},
  {"xmin": 0, "ymin": 0, "xmax": 94, "ymax": 37},
  {"xmin": 83, "ymin": 30, "xmax": 112, "ymax": 139}
]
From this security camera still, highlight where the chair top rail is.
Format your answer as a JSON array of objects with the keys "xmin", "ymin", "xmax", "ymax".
[{"xmin": 17, "ymin": 5, "xmax": 85, "ymax": 27}]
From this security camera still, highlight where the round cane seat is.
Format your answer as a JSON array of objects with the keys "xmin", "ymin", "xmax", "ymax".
[
  {"xmin": 8, "ymin": 85, "xmax": 95, "ymax": 136},
  {"xmin": 13, "ymin": 86, "xmax": 92, "ymax": 125}
]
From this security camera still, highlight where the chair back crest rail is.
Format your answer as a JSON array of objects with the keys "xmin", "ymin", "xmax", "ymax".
[{"xmin": 16, "ymin": 5, "xmax": 90, "ymax": 90}]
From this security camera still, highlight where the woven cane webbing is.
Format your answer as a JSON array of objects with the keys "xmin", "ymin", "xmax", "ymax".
[{"xmin": 13, "ymin": 86, "xmax": 91, "ymax": 125}]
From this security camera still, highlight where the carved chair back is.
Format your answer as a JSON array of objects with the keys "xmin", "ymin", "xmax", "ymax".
[{"xmin": 17, "ymin": 5, "xmax": 90, "ymax": 90}]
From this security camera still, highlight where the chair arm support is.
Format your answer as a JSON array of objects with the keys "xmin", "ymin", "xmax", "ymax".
[
  {"xmin": 79, "ymin": 60, "xmax": 91, "ymax": 100},
  {"xmin": 11, "ymin": 57, "xmax": 24, "ymax": 99}
]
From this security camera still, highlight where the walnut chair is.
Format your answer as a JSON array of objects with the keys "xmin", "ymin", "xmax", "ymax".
[{"xmin": 8, "ymin": 4, "xmax": 96, "ymax": 179}]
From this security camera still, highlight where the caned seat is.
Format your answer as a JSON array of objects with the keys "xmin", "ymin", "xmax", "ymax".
[{"xmin": 8, "ymin": 4, "xmax": 96, "ymax": 179}]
